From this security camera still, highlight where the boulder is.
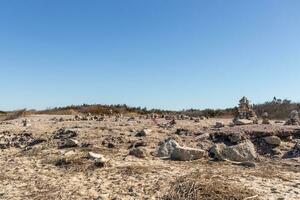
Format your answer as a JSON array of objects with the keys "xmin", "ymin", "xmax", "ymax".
[
  {"xmin": 209, "ymin": 140, "xmax": 257, "ymax": 162},
  {"xmin": 264, "ymin": 136, "xmax": 281, "ymax": 146},
  {"xmin": 171, "ymin": 146, "xmax": 206, "ymax": 161},
  {"xmin": 156, "ymin": 138, "xmax": 179, "ymax": 158}
]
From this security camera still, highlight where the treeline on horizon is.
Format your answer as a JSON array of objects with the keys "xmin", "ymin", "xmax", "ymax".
[{"xmin": 1, "ymin": 97, "xmax": 300, "ymax": 120}]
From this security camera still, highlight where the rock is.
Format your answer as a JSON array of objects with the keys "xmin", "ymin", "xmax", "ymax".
[
  {"xmin": 233, "ymin": 161, "xmax": 256, "ymax": 168},
  {"xmin": 234, "ymin": 119, "xmax": 253, "ymax": 126},
  {"xmin": 262, "ymin": 118, "xmax": 271, "ymax": 125},
  {"xmin": 88, "ymin": 152, "xmax": 107, "ymax": 167},
  {"xmin": 285, "ymin": 110, "xmax": 300, "ymax": 125},
  {"xmin": 54, "ymin": 128, "xmax": 77, "ymax": 139},
  {"xmin": 58, "ymin": 139, "xmax": 79, "ymax": 149},
  {"xmin": 195, "ymin": 133, "xmax": 210, "ymax": 141},
  {"xmin": 129, "ymin": 141, "xmax": 147, "ymax": 149},
  {"xmin": 27, "ymin": 138, "xmax": 46, "ymax": 147},
  {"xmin": 129, "ymin": 147, "xmax": 147, "ymax": 158},
  {"xmin": 155, "ymin": 138, "xmax": 180, "ymax": 158},
  {"xmin": 228, "ymin": 133, "xmax": 242, "ymax": 144},
  {"xmin": 262, "ymin": 112, "xmax": 271, "ymax": 124},
  {"xmin": 264, "ymin": 136, "xmax": 281, "ymax": 146},
  {"xmin": 88, "ymin": 152, "xmax": 106, "ymax": 160},
  {"xmin": 215, "ymin": 122, "xmax": 225, "ymax": 128},
  {"xmin": 171, "ymin": 146, "xmax": 206, "ymax": 161},
  {"xmin": 175, "ymin": 128, "xmax": 189, "ymax": 136},
  {"xmin": 209, "ymin": 140, "xmax": 257, "ymax": 162},
  {"xmin": 22, "ymin": 119, "xmax": 31, "ymax": 127},
  {"xmin": 135, "ymin": 129, "xmax": 152, "ymax": 137}
]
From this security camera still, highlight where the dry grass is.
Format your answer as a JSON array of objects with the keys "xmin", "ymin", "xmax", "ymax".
[
  {"xmin": 160, "ymin": 171, "xmax": 259, "ymax": 200},
  {"xmin": 0, "ymin": 109, "xmax": 27, "ymax": 121}
]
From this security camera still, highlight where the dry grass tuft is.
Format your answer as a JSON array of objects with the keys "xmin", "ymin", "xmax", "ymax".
[
  {"xmin": 115, "ymin": 165, "xmax": 152, "ymax": 176},
  {"xmin": 160, "ymin": 171, "xmax": 259, "ymax": 200}
]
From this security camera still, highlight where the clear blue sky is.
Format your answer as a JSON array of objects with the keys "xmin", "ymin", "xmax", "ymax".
[{"xmin": 0, "ymin": 0, "xmax": 300, "ymax": 111}]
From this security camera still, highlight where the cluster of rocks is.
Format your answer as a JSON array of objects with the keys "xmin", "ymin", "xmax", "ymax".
[
  {"xmin": 233, "ymin": 97, "xmax": 258, "ymax": 125},
  {"xmin": 74, "ymin": 113, "xmax": 105, "ymax": 121},
  {"xmin": 0, "ymin": 131, "xmax": 45, "ymax": 149}
]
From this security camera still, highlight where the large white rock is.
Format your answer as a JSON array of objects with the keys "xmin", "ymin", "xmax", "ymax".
[
  {"xmin": 210, "ymin": 140, "xmax": 257, "ymax": 162},
  {"xmin": 88, "ymin": 152, "xmax": 108, "ymax": 166},
  {"xmin": 156, "ymin": 138, "xmax": 180, "ymax": 158},
  {"xmin": 171, "ymin": 146, "xmax": 206, "ymax": 161}
]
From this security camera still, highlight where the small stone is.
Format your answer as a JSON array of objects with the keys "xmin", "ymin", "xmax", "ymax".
[
  {"xmin": 129, "ymin": 147, "xmax": 147, "ymax": 158},
  {"xmin": 228, "ymin": 133, "xmax": 242, "ymax": 144},
  {"xmin": 135, "ymin": 129, "xmax": 152, "ymax": 137},
  {"xmin": 234, "ymin": 119, "xmax": 253, "ymax": 126},
  {"xmin": 88, "ymin": 152, "xmax": 107, "ymax": 167},
  {"xmin": 58, "ymin": 139, "xmax": 79, "ymax": 149},
  {"xmin": 215, "ymin": 122, "xmax": 225, "ymax": 128}
]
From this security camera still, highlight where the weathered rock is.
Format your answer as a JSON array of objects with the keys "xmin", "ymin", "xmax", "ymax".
[
  {"xmin": 209, "ymin": 140, "xmax": 257, "ymax": 162},
  {"xmin": 228, "ymin": 133, "xmax": 242, "ymax": 144},
  {"xmin": 27, "ymin": 138, "xmax": 46, "ymax": 147},
  {"xmin": 88, "ymin": 152, "xmax": 107, "ymax": 167},
  {"xmin": 264, "ymin": 136, "xmax": 281, "ymax": 146},
  {"xmin": 22, "ymin": 119, "xmax": 31, "ymax": 127},
  {"xmin": 88, "ymin": 152, "xmax": 105, "ymax": 160},
  {"xmin": 129, "ymin": 140, "xmax": 147, "ymax": 149},
  {"xmin": 215, "ymin": 122, "xmax": 225, "ymax": 128},
  {"xmin": 135, "ymin": 129, "xmax": 152, "ymax": 137},
  {"xmin": 285, "ymin": 110, "xmax": 300, "ymax": 125},
  {"xmin": 54, "ymin": 128, "xmax": 77, "ymax": 139},
  {"xmin": 58, "ymin": 139, "xmax": 79, "ymax": 149},
  {"xmin": 171, "ymin": 146, "xmax": 206, "ymax": 161},
  {"xmin": 175, "ymin": 128, "xmax": 189, "ymax": 136},
  {"xmin": 234, "ymin": 119, "xmax": 253, "ymax": 126},
  {"xmin": 262, "ymin": 112, "xmax": 271, "ymax": 124},
  {"xmin": 129, "ymin": 147, "xmax": 147, "ymax": 158},
  {"xmin": 195, "ymin": 133, "xmax": 210, "ymax": 141},
  {"xmin": 233, "ymin": 161, "xmax": 256, "ymax": 168},
  {"xmin": 156, "ymin": 138, "xmax": 180, "ymax": 158}
]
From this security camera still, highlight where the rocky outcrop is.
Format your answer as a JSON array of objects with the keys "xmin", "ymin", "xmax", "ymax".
[
  {"xmin": 209, "ymin": 140, "xmax": 257, "ymax": 162},
  {"xmin": 156, "ymin": 138, "xmax": 205, "ymax": 161}
]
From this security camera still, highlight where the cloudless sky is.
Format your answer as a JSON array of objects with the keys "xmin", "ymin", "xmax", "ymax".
[{"xmin": 0, "ymin": 0, "xmax": 300, "ymax": 111}]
